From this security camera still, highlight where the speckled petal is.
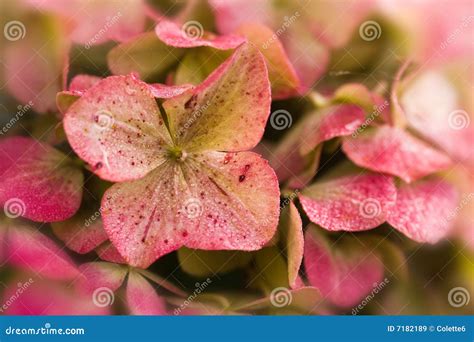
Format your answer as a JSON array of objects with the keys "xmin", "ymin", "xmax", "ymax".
[
  {"xmin": 299, "ymin": 105, "xmax": 365, "ymax": 155},
  {"xmin": 126, "ymin": 271, "xmax": 167, "ymax": 315},
  {"xmin": 235, "ymin": 23, "xmax": 300, "ymax": 99},
  {"xmin": 304, "ymin": 226, "xmax": 385, "ymax": 308},
  {"xmin": 155, "ymin": 19, "xmax": 246, "ymax": 50},
  {"xmin": 101, "ymin": 151, "xmax": 279, "ymax": 268},
  {"xmin": 387, "ymin": 179, "xmax": 459, "ymax": 243},
  {"xmin": 0, "ymin": 136, "xmax": 83, "ymax": 222},
  {"xmin": 300, "ymin": 173, "xmax": 397, "ymax": 231},
  {"xmin": 7, "ymin": 225, "xmax": 79, "ymax": 280},
  {"xmin": 342, "ymin": 125, "xmax": 452, "ymax": 183},
  {"xmin": 163, "ymin": 43, "xmax": 271, "ymax": 152},
  {"xmin": 64, "ymin": 74, "xmax": 173, "ymax": 182},
  {"xmin": 51, "ymin": 216, "xmax": 108, "ymax": 254}
]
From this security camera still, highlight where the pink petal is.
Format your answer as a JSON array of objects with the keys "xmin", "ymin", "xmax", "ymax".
[
  {"xmin": 300, "ymin": 173, "xmax": 397, "ymax": 231},
  {"xmin": 304, "ymin": 227, "xmax": 385, "ymax": 308},
  {"xmin": 24, "ymin": 0, "xmax": 146, "ymax": 44},
  {"xmin": 155, "ymin": 19, "xmax": 246, "ymax": 50},
  {"xmin": 96, "ymin": 242, "xmax": 127, "ymax": 264},
  {"xmin": 148, "ymin": 83, "xmax": 194, "ymax": 98},
  {"xmin": 7, "ymin": 225, "xmax": 79, "ymax": 280},
  {"xmin": 210, "ymin": 0, "xmax": 273, "ymax": 34},
  {"xmin": 63, "ymin": 74, "xmax": 173, "ymax": 182},
  {"xmin": 0, "ymin": 136, "xmax": 83, "ymax": 222},
  {"xmin": 78, "ymin": 262, "xmax": 128, "ymax": 293},
  {"xmin": 400, "ymin": 70, "xmax": 474, "ymax": 167},
  {"xmin": 342, "ymin": 125, "xmax": 452, "ymax": 183},
  {"xmin": 102, "ymin": 151, "xmax": 279, "ymax": 268},
  {"xmin": 299, "ymin": 104, "xmax": 366, "ymax": 155},
  {"xmin": 163, "ymin": 43, "xmax": 271, "ymax": 152},
  {"xmin": 387, "ymin": 179, "xmax": 459, "ymax": 243},
  {"xmin": 235, "ymin": 23, "xmax": 300, "ymax": 99},
  {"xmin": 2, "ymin": 277, "xmax": 110, "ymax": 315},
  {"xmin": 69, "ymin": 74, "xmax": 102, "ymax": 92},
  {"xmin": 3, "ymin": 15, "xmax": 68, "ymax": 113},
  {"xmin": 51, "ymin": 216, "xmax": 108, "ymax": 254},
  {"xmin": 126, "ymin": 271, "xmax": 167, "ymax": 315},
  {"xmin": 280, "ymin": 25, "xmax": 329, "ymax": 92},
  {"xmin": 279, "ymin": 201, "xmax": 304, "ymax": 289}
]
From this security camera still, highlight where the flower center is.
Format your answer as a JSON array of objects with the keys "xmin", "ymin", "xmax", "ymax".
[{"xmin": 167, "ymin": 146, "xmax": 187, "ymax": 162}]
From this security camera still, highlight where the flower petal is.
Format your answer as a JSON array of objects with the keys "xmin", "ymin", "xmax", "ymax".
[
  {"xmin": 2, "ymin": 277, "xmax": 110, "ymax": 315},
  {"xmin": 299, "ymin": 104, "xmax": 365, "ymax": 155},
  {"xmin": 163, "ymin": 43, "xmax": 271, "ymax": 152},
  {"xmin": 78, "ymin": 262, "xmax": 128, "ymax": 293},
  {"xmin": 148, "ymin": 83, "xmax": 194, "ymax": 98},
  {"xmin": 63, "ymin": 74, "xmax": 173, "ymax": 182},
  {"xmin": 126, "ymin": 271, "xmax": 167, "ymax": 315},
  {"xmin": 278, "ymin": 201, "xmax": 304, "ymax": 289},
  {"xmin": 387, "ymin": 178, "xmax": 459, "ymax": 243},
  {"xmin": 342, "ymin": 125, "xmax": 452, "ymax": 183},
  {"xmin": 155, "ymin": 19, "xmax": 246, "ymax": 50},
  {"xmin": 101, "ymin": 151, "xmax": 279, "ymax": 268},
  {"xmin": 51, "ymin": 215, "xmax": 108, "ymax": 254},
  {"xmin": 304, "ymin": 226, "xmax": 385, "ymax": 308},
  {"xmin": 0, "ymin": 136, "xmax": 83, "ymax": 222},
  {"xmin": 7, "ymin": 225, "xmax": 79, "ymax": 280},
  {"xmin": 96, "ymin": 242, "xmax": 127, "ymax": 264},
  {"xmin": 235, "ymin": 23, "xmax": 300, "ymax": 99},
  {"xmin": 300, "ymin": 173, "xmax": 397, "ymax": 231}
]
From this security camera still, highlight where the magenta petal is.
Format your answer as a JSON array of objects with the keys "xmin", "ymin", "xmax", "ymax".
[
  {"xmin": 387, "ymin": 179, "xmax": 459, "ymax": 243},
  {"xmin": 304, "ymin": 227, "xmax": 385, "ymax": 308},
  {"xmin": 300, "ymin": 173, "xmax": 397, "ymax": 231},
  {"xmin": 342, "ymin": 125, "xmax": 452, "ymax": 183},
  {"xmin": 0, "ymin": 136, "xmax": 83, "ymax": 222},
  {"xmin": 64, "ymin": 74, "xmax": 173, "ymax": 182},
  {"xmin": 126, "ymin": 271, "xmax": 167, "ymax": 315},
  {"xmin": 155, "ymin": 19, "xmax": 246, "ymax": 50},
  {"xmin": 7, "ymin": 225, "xmax": 79, "ymax": 280},
  {"xmin": 78, "ymin": 262, "xmax": 128, "ymax": 293}
]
